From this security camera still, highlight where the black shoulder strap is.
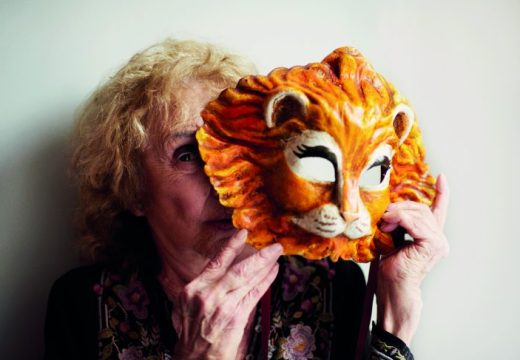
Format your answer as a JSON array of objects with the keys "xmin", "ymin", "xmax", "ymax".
[{"xmin": 355, "ymin": 255, "xmax": 380, "ymax": 360}]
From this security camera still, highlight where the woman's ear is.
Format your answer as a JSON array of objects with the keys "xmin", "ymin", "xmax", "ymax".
[
  {"xmin": 392, "ymin": 104, "xmax": 415, "ymax": 145},
  {"xmin": 265, "ymin": 89, "xmax": 309, "ymax": 128}
]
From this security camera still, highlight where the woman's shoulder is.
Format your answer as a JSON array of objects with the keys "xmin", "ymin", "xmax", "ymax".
[
  {"xmin": 44, "ymin": 264, "xmax": 107, "ymax": 360},
  {"xmin": 49, "ymin": 262, "xmax": 153, "ymax": 304},
  {"xmin": 49, "ymin": 264, "xmax": 107, "ymax": 300},
  {"xmin": 52, "ymin": 263, "xmax": 105, "ymax": 284}
]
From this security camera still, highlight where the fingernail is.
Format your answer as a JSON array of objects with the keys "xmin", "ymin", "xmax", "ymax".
[
  {"xmin": 262, "ymin": 243, "xmax": 283, "ymax": 256},
  {"xmin": 236, "ymin": 229, "xmax": 248, "ymax": 242}
]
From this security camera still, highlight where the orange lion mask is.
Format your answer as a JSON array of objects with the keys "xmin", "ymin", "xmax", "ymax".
[{"xmin": 196, "ymin": 47, "xmax": 435, "ymax": 262}]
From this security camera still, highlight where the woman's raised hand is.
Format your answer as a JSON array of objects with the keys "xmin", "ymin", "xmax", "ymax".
[
  {"xmin": 376, "ymin": 174, "xmax": 450, "ymax": 345},
  {"xmin": 161, "ymin": 230, "xmax": 282, "ymax": 359}
]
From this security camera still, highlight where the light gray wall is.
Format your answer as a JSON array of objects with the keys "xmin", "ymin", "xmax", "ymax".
[{"xmin": 1, "ymin": 0, "xmax": 518, "ymax": 358}]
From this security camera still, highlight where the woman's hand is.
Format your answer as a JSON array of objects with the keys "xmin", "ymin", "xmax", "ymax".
[
  {"xmin": 159, "ymin": 230, "xmax": 282, "ymax": 359},
  {"xmin": 376, "ymin": 174, "xmax": 450, "ymax": 345}
]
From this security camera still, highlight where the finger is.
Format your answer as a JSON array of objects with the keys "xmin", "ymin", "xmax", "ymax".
[
  {"xmin": 171, "ymin": 310, "xmax": 183, "ymax": 337},
  {"xmin": 381, "ymin": 208, "xmax": 415, "ymax": 224},
  {"xmin": 180, "ymin": 230, "xmax": 249, "ymax": 325},
  {"xmin": 233, "ymin": 243, "xmax": 257, "ymax": 265},
  {"xmin": 198, "ymin": 229, "xmax": 248, "ymax": 283},
  {"xmin": 379, "ymin": 221, "xmax": 399, "ymax": 233},
  {"xmin": 382, "ymin": 209, "xmax": 438, "ymax": 243},
  {"xmin": 224, "ymin": 258, "xmax": 279, "ymax": 306},
  {"xmin": 382, "ymin": 202, "xmax": 430, "ymax": 224},
  {"xmin": 201, "ymin": 262, "xmax": 279, "ymax": 342},
  {"xmin": 432, "ymin": 173, "xmax": 450, "ymax": 227},
  {"xmin": 380, "ymin": 203, "xmax": 450, "ymax": 262},
  {"xmin": 221, "ymin": 242, "xmax": 282, "ymax": 292},
  {"xmin": 177, "ymin": 294, "xmax": 203, "ymax": 347},
  {"xmin": 236, "ymin": 262, "xmax": 279, "ymax": 320},
  {"xmin": 386, "ymin": 200, "xmax": 428, "ymax": 212}
]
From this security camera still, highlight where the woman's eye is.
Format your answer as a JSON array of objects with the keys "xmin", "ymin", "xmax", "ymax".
[
  {"xmin": 359, "ymin": 156, "xmax": 391, "ymax": 188},
  {"xmin": 173, "ymin": 144, "xmax": 201, "ymax": 163}
]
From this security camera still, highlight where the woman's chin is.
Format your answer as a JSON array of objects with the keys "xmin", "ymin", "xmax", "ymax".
[{"xmin": 191, "ymin": 223, "xmax": 238, "ymax": 259}]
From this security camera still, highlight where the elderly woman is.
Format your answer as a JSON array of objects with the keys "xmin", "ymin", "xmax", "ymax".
[{"xmin": 44, "ymin": 39, "xmax": 449, "ymax": 360}]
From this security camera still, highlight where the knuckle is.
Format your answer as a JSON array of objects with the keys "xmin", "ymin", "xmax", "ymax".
[
  {"xmin": 221, "ymin": 245, "xmax": 237, "ymax": 259},
  {"xmin": 418, "ymin": 244, "xmax": 434, "ymax": 262},
  {"xmin": 206, "ymin": 246, "xmax": 236, "ymax": 271},
  {"xmin": 214, "ymin": 303, "xmax": 233, "ymax": 322},
  {"xmin": 240, "ymin": 287, "xmax": 260, "ymax": 308},
  {"xmin": 180, "ymin": 290, "xmax": 190, "ymax": 305},
  {"xmin": 418, "ymin": 203, "xmax": 429, "ymax": 212},
  {"xmin": 395, "ymin": 208, "xmax": 407, "ymax": 218},
  {"xmin": 200, "ymin": 318, "xmax": 218, "ymax": 343},
  {"xmin": 401, "ymin": 213, "xmax": 418, "ymax": 230},
  {"xmin": 249, "ymin": 286, "xmax": 260, "ymax": 299},
  {"xmin": 206, "ymin": 256, "xmax": 224, "ymax": 271},
  {"xmin": 258, "ymin": 249, "xmax": 272, "ymax": 261},
  {"xmin": 410, "ymin": 218, "xmax": 422, "ymax": 231},
  {"xmin": 225, "ymin": 316, "xmax": 243, "ymax": 331},
  {"xmin": 183, "ymin": 282, "xmax": 198, "ymax": 298},
  {"xmin": 230, "ymin": 261, "xmax": 249, "ymax": 279},
  {"xmin": 257, "ymin": 245, "xmax": 280, "ymax": 262}
]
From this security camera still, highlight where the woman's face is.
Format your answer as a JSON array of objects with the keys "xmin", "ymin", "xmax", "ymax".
[{"xmin": 140, "ymin": 82, "xmax": 236, "ymax": 261}]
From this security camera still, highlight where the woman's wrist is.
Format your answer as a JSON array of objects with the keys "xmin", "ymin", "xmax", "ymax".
[{"xmin": 376, "ymin": 282, "xmax": 423, "ymax": 346}]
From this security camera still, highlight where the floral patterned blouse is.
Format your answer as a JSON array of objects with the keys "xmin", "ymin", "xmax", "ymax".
[{"xmin": 45, "ymin": 257, "xmax": 414, "ymax": 360}]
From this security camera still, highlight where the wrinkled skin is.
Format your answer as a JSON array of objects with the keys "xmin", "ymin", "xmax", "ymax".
[
  {"xmin": 137, "ymin": 82, "xmax": 283, "ymax": 359},
  {"xmin": 160, "ymin": 231, "xmax": 281, "ymax": 359},
  {"xmin": 377, "ymin": 174, "xmax": 450, "ymax": 344}
]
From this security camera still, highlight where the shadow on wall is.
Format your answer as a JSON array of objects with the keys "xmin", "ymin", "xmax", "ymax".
[{"xmin": 0, "ymin": 120, "xmax": 81, "ymax": 358}]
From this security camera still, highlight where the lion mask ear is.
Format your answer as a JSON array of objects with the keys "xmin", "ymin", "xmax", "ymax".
[
  {"xmin": 265, "ymin": 90, "xmax": 309, "ymax": 128},
  {"xmin": 392, "ymin": 104, "xmax": 415, "ymax": 145}
]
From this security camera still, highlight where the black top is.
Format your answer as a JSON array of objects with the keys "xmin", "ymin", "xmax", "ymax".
[{"xmin": 44, "ymin": 257, "xmax": 413, "ymax": 359}]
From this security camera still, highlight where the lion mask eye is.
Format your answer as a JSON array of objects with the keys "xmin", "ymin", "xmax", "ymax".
[
  {"xmin": 359, "ymin": 145, "xmax": 393, "ymax": 191},
  {"xmin": 284, "ymin": 130, "xmax": 342, "ymax": 184}
]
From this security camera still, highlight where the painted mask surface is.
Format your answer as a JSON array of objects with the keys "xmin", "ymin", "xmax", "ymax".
[{"xmin": 196, "ymin": 47, "xmax": 436, "ymax": 262}]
